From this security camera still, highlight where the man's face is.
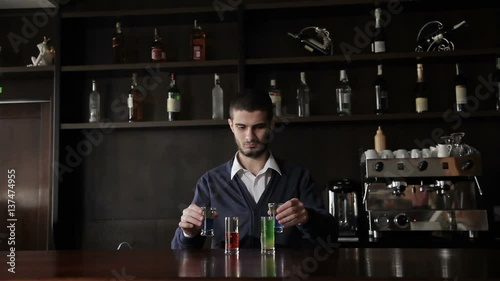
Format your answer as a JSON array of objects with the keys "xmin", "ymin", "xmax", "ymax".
[{"xmin": 228, "ymin": 110, "xmax": 272, "ymax": 159}]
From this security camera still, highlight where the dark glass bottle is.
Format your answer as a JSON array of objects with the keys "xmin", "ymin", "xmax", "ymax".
[
  {"xmin": 454, "ymin": 63, "xmax": 468, "ymax": 112},
  {"xmin": 151, "ymin": 28, "xmax": 166, "ymax": 62},
  {"xmin": 112, "ymin": 20, "xmax": 125, "ymax": 63},
  {"xmin": 415, "ymin": 63, "xmax": 428, "ymax": 113},
  {"xmin": 371, "ymin": 8, "xmax": 386, "ymax": 53},
  {"xmin": 374, "ymin": 64, "xmax": 389, "ymax": 114},
  {"xmin": 167, "ymin": 73, "xmax": 181, "ymax": 121},
  {"xmin": 127, "ymin": 73, "xmax": 144, "ymax": 122},
  {"xmin": 191, "ymin": 20, "xmax": 206, "ymax": 61}
]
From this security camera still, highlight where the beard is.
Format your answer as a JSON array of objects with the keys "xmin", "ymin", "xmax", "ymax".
[{"xmin": 235, "ymin": 138, "xmax": 269, "ymax": 159}]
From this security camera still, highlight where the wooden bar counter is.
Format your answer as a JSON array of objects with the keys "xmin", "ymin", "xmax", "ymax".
[{"xmin": 1, "ymin": 248, "xmax": 500, "ymax": 280}]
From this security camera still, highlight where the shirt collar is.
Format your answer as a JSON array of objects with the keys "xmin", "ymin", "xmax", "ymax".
[{"xmin": 230, "ymin": 151, "xmax": 282, "ymax": 179}]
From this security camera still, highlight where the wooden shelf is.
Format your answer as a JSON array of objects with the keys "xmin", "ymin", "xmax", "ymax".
[
  {"xmin": 60, "ymin": 111, "xmax": 500, "ymax": 130},
  {"xmin": 0, "ymin": 65, "xmax": 55, "ymax": 78},
  {"xmin": 60, "ymin": 119, "xmax": 228, "ymax": 129},
  {"xmin": 245, "ymin": 0, "xmax": 373, "ymax": 10},
  {"xmin": 61, "ymin": 60, "xmax": 239, "ymax": 73},
  {"xmin": 61, "ymin": 7, "xmax": 216, "ymax": 18},
  {"xmin": 246, "ymin": 49, "xmax": 500, "ymax": 66}
]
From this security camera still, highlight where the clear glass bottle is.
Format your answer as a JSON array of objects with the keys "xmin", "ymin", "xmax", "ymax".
[
  {"xmin": 374, "ymin": 64, "xmax": 388, "ymax": 114},
  {"xmin": 212, "ymin": 73, "xmax": 224, "ymax": 119},
  {"xmin": 336, "ymin": 70, "xmax": 352, "ymax": 116},
  {"xmin": 89, "ymin": 80, "xmax": 100, "ymax": 123},
  {"xmin": 269, "ymin": 79, "xmax": 282, "ymax": 117},
  {"xmin": 112, "ymin": 19, "xmax": 125, "ymax": 63},
  {"xmin": 128, "ymin": 73, "xmax": 144, "ymax": 122},
  {"xmin": 371, "ymin": 8, "xmax": 386, "ymax": 53},
  {"xmin": 296, "ymin": 72, "xmax": 310, "ymax": 117},
  {"xmin": 167, "ymin": 72, "xmax": 181, "ymax": 121},
  {"xmin": 151, "ymin": 27, "xmax": 166, "ymax": 62},
  {"xmin": 494, "ymin": 58, "xmax": 500, "ymax": 111},
  {"xmin": 191, "ymin": 20, "xmax": 206, "ymax": 61},
  {"xmin": 454, "ymin": 63, "xmax": 467, "ymax": 112},
  {"xmin": 415, "ymin": 63, "xmax": 428, "ymax": 113}
]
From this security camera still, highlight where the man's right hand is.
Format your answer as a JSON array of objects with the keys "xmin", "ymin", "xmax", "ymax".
[{"xmin": 179, "ymin": 204, "xmax": 204, "ymax": 237}]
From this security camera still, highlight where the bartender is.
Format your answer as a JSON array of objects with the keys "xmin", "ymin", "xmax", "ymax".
[{"xmin": 171, "ymin": 90, "xmax": 338, "ymax": 249}]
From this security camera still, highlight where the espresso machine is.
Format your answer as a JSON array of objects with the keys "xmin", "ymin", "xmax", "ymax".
[{"xmin": 361, "ymin": 154, "xmax": 488, "ymax": 239}]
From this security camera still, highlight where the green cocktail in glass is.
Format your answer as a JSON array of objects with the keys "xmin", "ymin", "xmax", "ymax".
[{"xmin": 260, "ymin": 216, "xmax": 275, "ymax": 254}]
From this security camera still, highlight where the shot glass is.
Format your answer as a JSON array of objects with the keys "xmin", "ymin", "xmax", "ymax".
[
  {"xmin": 200, "ymin": 207, "xmax": 216, "ymax": 237},
  {"xmin": 268, "ymin": 203, "xmax": 284, "ymax": 233},
  {"xmin": 260, "ymin": 216, "xmax": 275, "ymax": 254},
  {"xmin": 224, "ymin": 217, "xmax": 239, "ymax": 254}
]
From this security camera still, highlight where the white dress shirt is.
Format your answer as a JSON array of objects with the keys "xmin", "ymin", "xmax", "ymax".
[{"xmin": 230, "ymin": 151, "xmax": 282, "ymax": 203}]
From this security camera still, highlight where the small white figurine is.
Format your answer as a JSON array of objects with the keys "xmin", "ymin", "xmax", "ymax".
[{"xmin": 27, "ymin": 36, "xmax": 54, "ymax": 67}]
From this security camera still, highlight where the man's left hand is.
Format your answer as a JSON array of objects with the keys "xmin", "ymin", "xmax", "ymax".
[{"xmin": 275, "ymin": 198, "xmax": 309, "ymax": 228}]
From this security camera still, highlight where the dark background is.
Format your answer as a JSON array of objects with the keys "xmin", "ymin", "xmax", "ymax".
[{"xmin": 1, "ymin": 0, "xmax": 499, "ymax": 250}]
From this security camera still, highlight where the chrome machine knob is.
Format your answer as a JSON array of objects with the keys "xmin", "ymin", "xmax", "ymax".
[
  {"xmin": 394, "ymin": 213, "xmax": 409, "ymax": 228},
  {"xmin": 374, "ymin": 214, "xmax": 390, "ymax": 228},
  {"xmin": 461, "ymin": 160, "xmax": 473, "ymax": 170},
  {"xmin": 417, "ymin": 160, "xmax": 428, "ymax": 171},
  {"xmin": 375, "ymin": 161, "xmax": 384, "ymax": 172}
]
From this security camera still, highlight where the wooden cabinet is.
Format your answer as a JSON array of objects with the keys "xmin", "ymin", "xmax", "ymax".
[
  {"xmin": 0, "ymin": 9, "xmax": 56, "ymax": 250},
  {"xmin": 52, "ymin": 0, "xmax": 500, "ymax": 249}
]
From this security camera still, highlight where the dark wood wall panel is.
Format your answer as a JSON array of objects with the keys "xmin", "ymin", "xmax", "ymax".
[
  {"xmin": 55, "ymin": 118, "xmax": 500, "ymax": 248},
  {"xmin": 53, "ymin": 1, "xmax": 500, "ymax": 249}
]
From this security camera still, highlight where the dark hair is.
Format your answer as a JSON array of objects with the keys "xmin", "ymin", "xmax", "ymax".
[{"xmin": 229, "ymin": 89, "xmax": 273, "ymax": 121}]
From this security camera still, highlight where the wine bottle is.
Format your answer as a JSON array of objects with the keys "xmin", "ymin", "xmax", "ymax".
[
  {"xmin": 212, "ymin": 73, "xmax": 224, "ymax": 119},
  {"xmin": 151, "ymin": 28, "xmax": 166, "ymax": 62},
  {"xmin": 374, "ymin": 64, "xmax": 388, "ymax": 114},
  {"xmin": 112, "ymin": 19, "xmax": 125, "ymax": 63},
  {"xmin": 336, "ymin": 70, "xmax": 352, "ymax": 116},
  {"xmin": 128, "ymin": 73, "xmax": 144, "ymax": 122},
  {"xmin": 269, "ymin": 79, "xmax": 282, "ymax": 117},
  {"xmin": 296, "ymin": 72, "xmax": 310, "ymax": 117},
  {"xmin": 191, "ymin": 20, "xmax": 206, "ymax": 61},
  {"xmin": 89, "ymin": 80, "xmax": 100, "ymax": 123},
  {"xmin": 415, "ymin": 63, "xmax": 428, "ymax": 113},
  {"xmin": 494, "ymin": 58, "xmax": 500, "ymax": 111},
  {"xmin": 167, "ymin": 72, "xmax": 181, "ymax": 121},
  {"xmin": 371, "ymin": 8, "xmax": 386, "ymax": 53},
  {"xmin": 454, "ymin": 63, "xmax": 467, "ymax": 112}
]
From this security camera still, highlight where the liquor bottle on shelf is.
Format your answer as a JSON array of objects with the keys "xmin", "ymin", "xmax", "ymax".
[
  {"xmin": 454, "ymin": 63, "xmax": 468, "ymax": 112},
  {"xmin": 494, "ymin": 58, "xmax": 500, "ymax": 111},
  {"xmin": 269, "ymin": 79, "xmax": 282, "ymax": 117},
  {"xmin": 415, "ymin": 63, "xmax": 428, "ymax": 113},
  {"xmin": 151, "ymin": 28, "xmax": 166, "ymax": 62},
  {"xmin": 296, "ymin": 72, "xmax": 310, "ymax": 117},
  {"xmin": 336, "ymin": 69, "xmax": 352, "ymax": 116},
  {"xmin": 112, "ymin": 19, "xmax": 125, "ymax": 63},
  {"xmin": 167, "ymin": 72, "xmax": 181, "ymax": 121},
  {"xmin": 127, "ymin": 73, "xmax": 144, "ymax": 122},
  {"xmin": 374, "ymin": 64, "xmax": 388, "ymax": 114},
  {"xmin": 89, "ymin": 80, "xmax": 100, "ymax": 123},
  {"xmin": 191, "ymin": 20, "xmax": 206, "ymax": 61},
  {"xmin": 212, "ymin": 73, "xmax": 224, "ymax": 119},
  {"xmin": 371, "ymin": 8, "xmax": 386, "ymax": 53}
]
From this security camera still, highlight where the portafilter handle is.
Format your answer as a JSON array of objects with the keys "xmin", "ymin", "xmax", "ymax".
[{"xmin": 473, "ymin": 176, "xmax": 483, "ymax": 196}]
